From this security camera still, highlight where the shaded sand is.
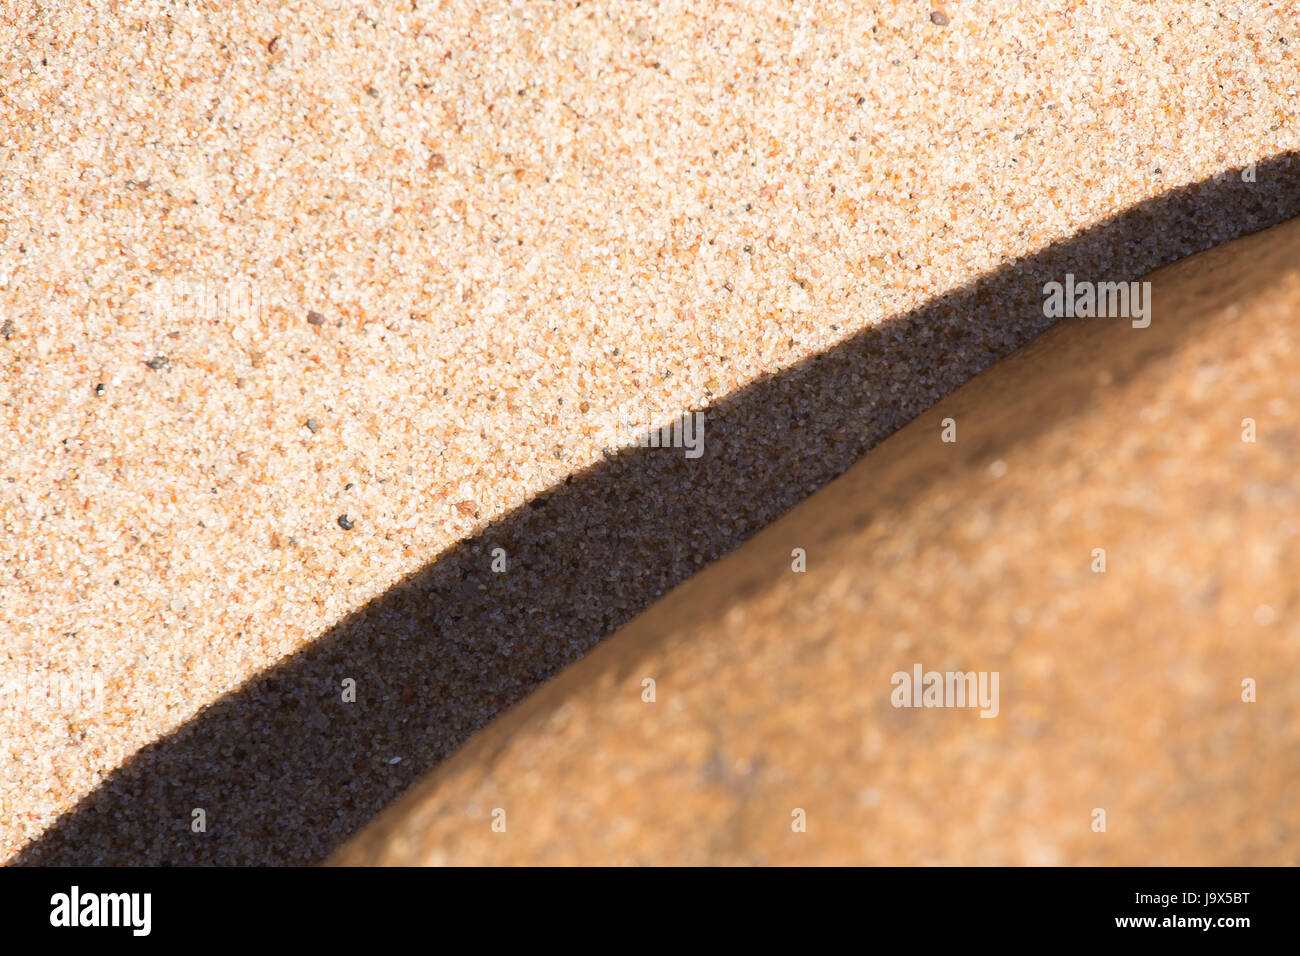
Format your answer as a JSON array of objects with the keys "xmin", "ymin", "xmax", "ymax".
[
  {"xmin": 3, "ymin": 1, "xmax": 1299, "ymax": 862},
  {"xmin": 333, "ymin": 215, "xmax": 1300, "ymax": 865}
]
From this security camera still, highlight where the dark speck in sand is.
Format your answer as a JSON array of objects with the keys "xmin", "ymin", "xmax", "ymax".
[{"xmin": 338, "ymin": 514, "xmax": 355, "ymax": 531}]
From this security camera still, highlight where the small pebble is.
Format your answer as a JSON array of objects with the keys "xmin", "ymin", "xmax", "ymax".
[
  {"xmin": 337, "ymin": 514, "xmax": 355, "ymax": 531},
  {"xmin": 145, "ymin": 355, "xmax": 171, "ymax": 371},
  {"xmin": 307, "ymin": 310, "xmax": 326, "ymax": 326},
  {"xmin": 305, "ymin": 418, "xmax": 321, "ymax": 433},
  {"xmin": 930, "ymin": 10, "xmax": 950, "ymax": 26},
  {"xmin": 0, "ymin": 320, "xmax": 15, "ymax": 340},
  {"xmin": 94, "ymin": 383, "xmax": 106, "ymax": 397}
]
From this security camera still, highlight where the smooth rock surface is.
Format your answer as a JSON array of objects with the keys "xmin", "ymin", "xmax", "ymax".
[{"xmin": 334, "ymin": 216, "xmax": 1300, "ymax": 865}]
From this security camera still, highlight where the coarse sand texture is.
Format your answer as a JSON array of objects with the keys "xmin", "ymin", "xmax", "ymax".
[{"xmin": 2, "ymin": 1, "xmax": 1299, "ymax": 863}]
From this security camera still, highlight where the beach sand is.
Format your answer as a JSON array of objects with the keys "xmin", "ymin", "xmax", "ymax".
[{"xmin": 3, "ymin": 1, "xmax": 1298, "ymax": 863}]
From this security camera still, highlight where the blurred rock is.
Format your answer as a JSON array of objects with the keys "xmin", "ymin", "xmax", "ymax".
[{"xmin": 334, "ymin": 217, "xmax": 1300, "ymax": 865}]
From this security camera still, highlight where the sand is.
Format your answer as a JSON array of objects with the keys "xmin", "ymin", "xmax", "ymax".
[{"xmin": 2, "ymin": 0, "xmax": 1298, "ymax": 863}]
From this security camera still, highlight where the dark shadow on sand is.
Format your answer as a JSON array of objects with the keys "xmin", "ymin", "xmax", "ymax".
[{"xmin": 15, "ymin": 154, "xmax": 1300, "ymax": 864}]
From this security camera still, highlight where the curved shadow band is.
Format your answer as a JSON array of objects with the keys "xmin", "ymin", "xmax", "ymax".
[{"xmin": 15, "ymin": 153, "xmax": 1300, "ymax": 865}]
